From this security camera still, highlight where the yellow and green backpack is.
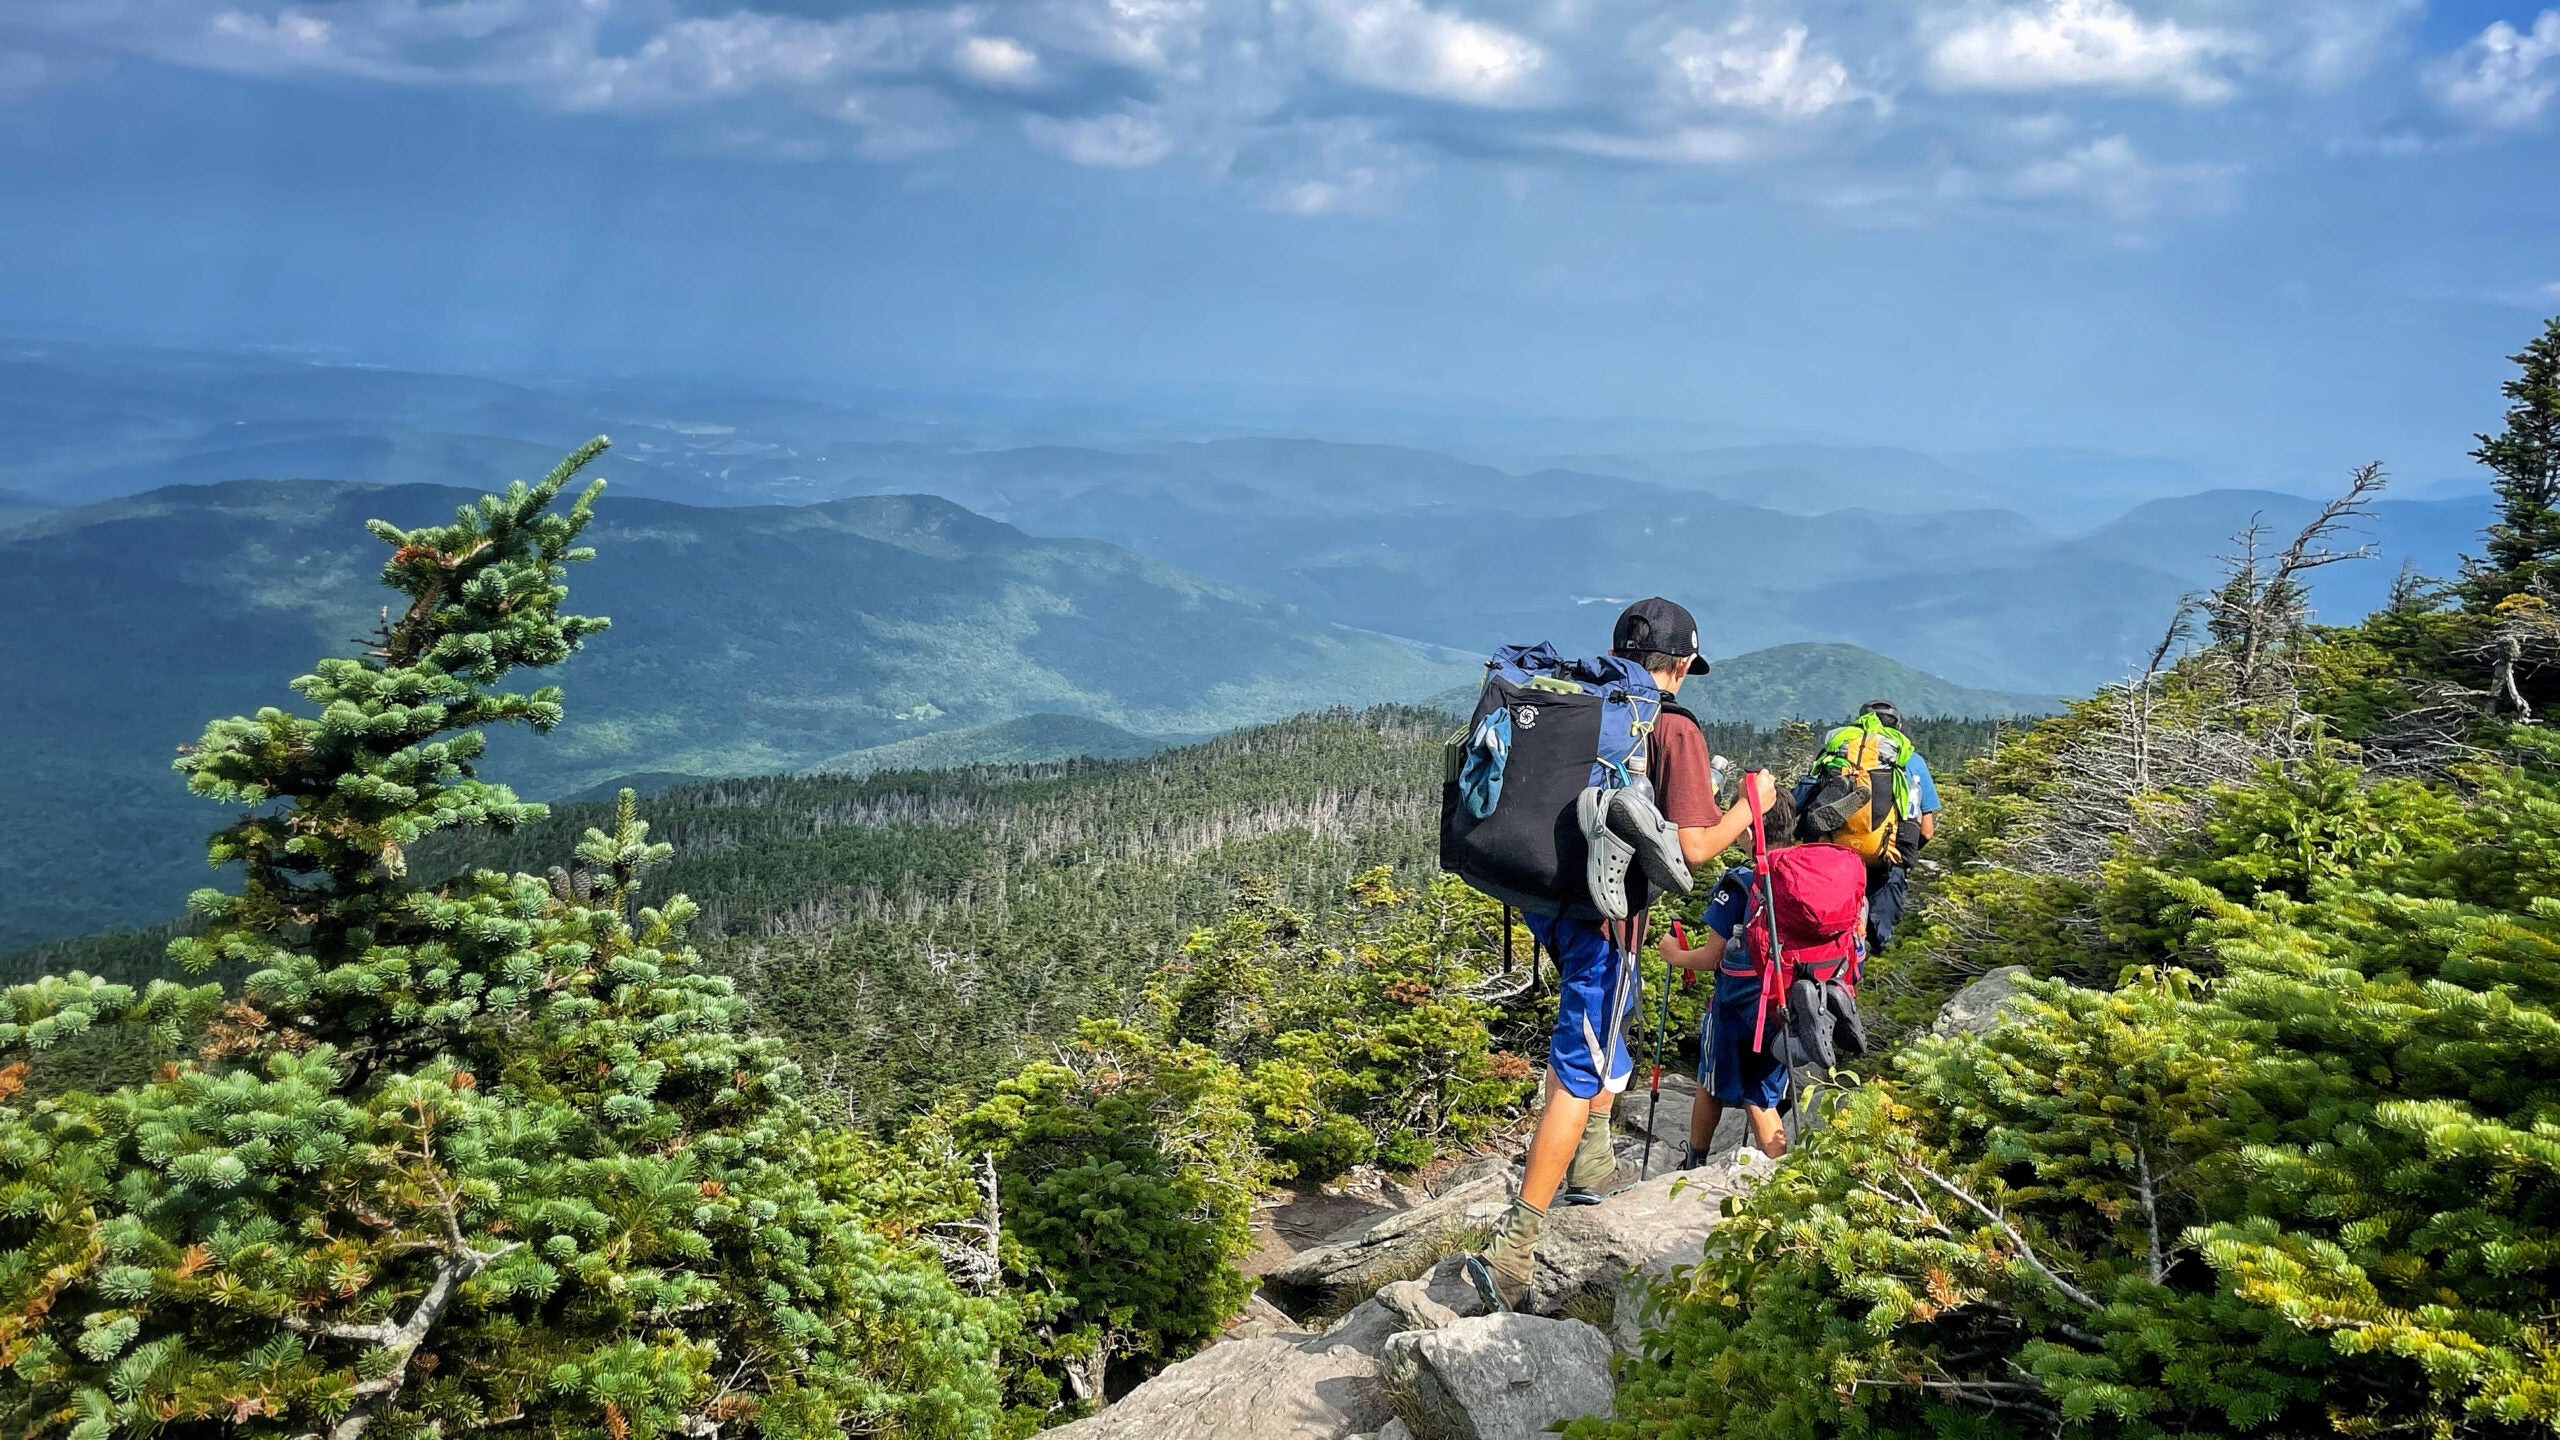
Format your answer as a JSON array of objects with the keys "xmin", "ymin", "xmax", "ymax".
[{"xmin": 1802, "ymin": 713, "xmax": 1914, "ymax": 864}]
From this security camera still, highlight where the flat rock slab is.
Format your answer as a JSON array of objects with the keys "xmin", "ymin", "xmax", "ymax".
[
  {"xmin": 1265, "ymin": 1172, "xmax": 1512, "ymax": 1318},
  {"xmin": 1526, "ymin": 1155, "xmax": 1761, "ymax": 1316},
  {"xmin": 1045, "ymin": 1333, "xmax": 1392, "ymax": 1440},
  {"xmin": 1380, "ymin": 1314, "xmax": 1614, "ymax": 1440}
]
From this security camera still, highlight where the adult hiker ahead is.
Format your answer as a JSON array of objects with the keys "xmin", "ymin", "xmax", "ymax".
[
  {"xmin": 1440, "ymin": 597, "xmax": 1774, "ymax": 1313},
  {"xmin": 1804, "ymin": 699, "xmax": 1941, "ymax": 950}
]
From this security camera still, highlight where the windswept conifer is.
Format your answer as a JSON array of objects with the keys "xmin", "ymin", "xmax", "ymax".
[{"xmin": 0, "ymin": 443, "xmax": 1001, "ymax": 1439}]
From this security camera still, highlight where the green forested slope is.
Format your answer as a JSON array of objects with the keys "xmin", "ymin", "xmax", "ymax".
[
  {"xmin": 6, "ymin": 701, "xmax": 2014, "ymax": 1122},
  {"xmin": 0, "ymin": 479, "xmax": 1467, "ymax": 950},
  {"xmin": 805, "ymin": 712, "xmax": 1185, "ymax": 776}
]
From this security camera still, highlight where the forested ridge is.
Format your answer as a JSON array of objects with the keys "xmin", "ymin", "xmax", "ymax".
[{"xmin": 7, "ymin": 704, "xmax": 2007, "ymax": 1129}]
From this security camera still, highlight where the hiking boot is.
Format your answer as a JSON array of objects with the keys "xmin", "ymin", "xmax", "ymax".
[
  {"xmin": 1465, "ymin": 1198, "xmax": 1543, "ymax": 1312},
  {"xmin": 1580, "ymin": 786, "xmax": 1636, "ymax": 921},
  {"xmin": 1555, "ymin": 1184, "xmax": 1605, "ymax": 1206},
  {"xmin": 1607, "ymin": 784, "xmax": 1693, "ymax": 895},
  {"xmin": 1679, "ymin": 1145, "xmax": 1714, "ymax": 1171}
]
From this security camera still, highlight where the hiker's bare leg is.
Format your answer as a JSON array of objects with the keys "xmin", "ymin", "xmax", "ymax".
[
  {"xmin": 1690, "ymin": 1096, "xmax": 1725, "ymax": 1152},
  {"xmin": 1520, "ymin": 1071, "xmax": 1595, "ymax": 1210},
  {"xmin": 1744, "ymin": 1104, "xmax": 1788, "ymax": 1158}
]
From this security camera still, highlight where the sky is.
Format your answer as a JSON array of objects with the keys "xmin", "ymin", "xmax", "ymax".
[{"xmin": 0, "ymin": 0, "xmax": 2555, "ymax": 488}]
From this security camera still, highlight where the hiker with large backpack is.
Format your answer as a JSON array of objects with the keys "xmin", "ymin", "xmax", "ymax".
[
  {"xmin": 1800, "ymin": 698, "xmax": 1942, "ymax": 951},
  {"xmin": 1443, "ymin": 598, "xmax": 1775, "ymax": 1313},
  {"xmin": 1660, "ymin": 780, "xmax": 1868, "ymax": 1163}
]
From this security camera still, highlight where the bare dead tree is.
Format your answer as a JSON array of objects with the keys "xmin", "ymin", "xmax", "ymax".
[
  {"xmin": 921, "ymin": 1151, "xmax": 1006, "ymax": 1292},
  {"xmin": 2199, "ymin": 462, "xmax": 2389, "ymax": 697},
  {"xmin": 2131, "ymin": 600, "xmax": 2201, "ymax": 795}
]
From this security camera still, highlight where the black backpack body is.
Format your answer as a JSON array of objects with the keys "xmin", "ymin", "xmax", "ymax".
[{"xmin": 1439, "ymin": 644, "xmax": 1662, "ymax": 919}]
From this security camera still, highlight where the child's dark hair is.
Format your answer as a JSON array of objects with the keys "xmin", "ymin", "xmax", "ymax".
[{"xmin": 1740, "ymin": 775, "xmax": 1799, "ymax": 844}]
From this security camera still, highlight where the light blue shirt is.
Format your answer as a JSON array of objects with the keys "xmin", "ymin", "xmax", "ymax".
[{"xmin": 1905, "ymin": 751, "xmax": 1941, "ymax": 815}]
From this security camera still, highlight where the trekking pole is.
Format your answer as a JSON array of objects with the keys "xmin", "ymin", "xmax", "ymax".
[{"xmin": 1639, "ymin": 913, "xmax": 1671, "ymax": 1182}]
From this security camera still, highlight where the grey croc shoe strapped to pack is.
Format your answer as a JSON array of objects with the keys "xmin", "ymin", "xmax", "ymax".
[
  {"xmin": 1579, "ymin": 785, "xmax": 1638, "ymax": 921},
  {"xmin": 1606, "ymin": 782, "xmax": 1693, "ymax": 896}
]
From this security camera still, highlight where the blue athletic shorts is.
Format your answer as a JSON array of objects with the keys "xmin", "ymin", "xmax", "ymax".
[
  {"xmin": 1700, "ymin": 968, "xmax": 1790, "ymax": 1110},
  {"xmin": 1528, "ymin": 912, "xmax": 1637, "ymax": 1099}
]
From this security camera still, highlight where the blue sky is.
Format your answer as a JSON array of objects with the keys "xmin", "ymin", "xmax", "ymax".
[{"xmin": 0, "ymin": 0, "xmax": 2554, "ymax": 488}]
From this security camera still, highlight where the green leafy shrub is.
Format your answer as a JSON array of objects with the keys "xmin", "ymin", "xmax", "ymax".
[
  {"xmin": 0, "ymin": 445, "xmax": 1001, "ymax": 1439},
  {"xmin": 952, "ymin": 1019, "xmax": 1260, "ymax": 1408},
  {"xmin": 1153, "ymin": 868, "xmax": 1537, "ymax": 1180}
]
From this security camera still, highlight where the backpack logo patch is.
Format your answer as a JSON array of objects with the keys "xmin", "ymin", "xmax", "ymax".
[{"xmin": 1515, "ymin": 705, "xmax": 1540, "ymax": 729}]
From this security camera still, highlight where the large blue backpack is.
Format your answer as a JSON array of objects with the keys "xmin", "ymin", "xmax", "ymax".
[{"xmin": 1439, "ymin": 643, "xmax": 1663, "ymax": 918}]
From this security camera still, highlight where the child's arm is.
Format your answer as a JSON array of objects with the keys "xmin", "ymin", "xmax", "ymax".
[{"xmin": 1661, "ymin": 923, "xmax": 1729, "ymax": 972}]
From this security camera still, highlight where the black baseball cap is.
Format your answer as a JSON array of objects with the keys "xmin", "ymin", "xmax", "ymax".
[
  {"xmin": 1860, "ymin": 699, "xmax": 1901, "ymax": 728},
  {"xmin": 1612, "ymin": 597, "xmax": 1706, "ymax": 674}
]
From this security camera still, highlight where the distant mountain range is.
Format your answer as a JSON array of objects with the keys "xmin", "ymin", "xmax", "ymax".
[
  {"xmin": 0, "ymin": 478, "xmax": 1469, "ymax": 950},
  {"xmin": 1427, "ymin": 642, "xmax": 2056, "ymax": 723},
  {"xmin": 1681, "ymin": 644, "xmax": 2057, "ymax": 721},
  {"xmin": 5, "ymin": 344, "xmax": 2495, "ymax": 696},
  {"xmin": 873, "ymin": 447, "xmax": 2488, "ymax": 694}
]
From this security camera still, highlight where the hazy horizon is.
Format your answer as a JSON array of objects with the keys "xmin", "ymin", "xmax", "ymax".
[{"xmin": 4, "ymin": 0, "xmax": 2556, "ymax": 499}]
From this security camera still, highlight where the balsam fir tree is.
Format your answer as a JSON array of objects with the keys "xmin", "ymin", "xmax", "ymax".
[
  {"xmin": 0, "ymin": 442, "xmax": 1002, "ymax": 1439},
  {"xmin": 2466, "ymin": 314, "xmax": 2560, "ymax": 609}
]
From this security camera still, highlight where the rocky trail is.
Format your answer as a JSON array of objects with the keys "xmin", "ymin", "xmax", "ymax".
[
  {"xmin": 1057, "ymin": 1152, "xmax": 1769, "ymax": 1440},
  {"xmin": 1054, "ymin": 968, "xmax": 2026, "ymax": 1440}
]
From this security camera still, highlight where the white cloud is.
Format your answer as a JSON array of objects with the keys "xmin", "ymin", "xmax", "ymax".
[
  {"xmin": 1249, "ymin": 117, "xmax": 1421, "ymax": 213},
  {"xmin": 0, "ymin": 0, "xmax": 2447, "ymax": 227},
  {"xmin": 835, "ymin": 86, "xmax": 976, "ymax": 160},
  {"xmin": 1660, "ymin": 17, "xmax": 1869, "ymax": 119},
  {"xmin": 1928, "ymin": 0, "xmax": 2245, "ymax": 104},
  {"xmin": 1543, "ymin": 124, "xmax": 1761, "ymax": 163},
  {"xmin": 2427, "ymin": 10, "xmax": 2560, "ymax": 130},
  {"xmin": 1297, "ymin": 0, "xmax": 1546, "ymax": 106},
  {"xmin": 955, "ymin": 35, "xmax": 1042, "ymax": 86},
  {"xmin": 2278, "ymin": 0, "xmax": 2421, "ymax": 90},
  {"xmin": 1046, "ymin": 0, "xmax": 1211, "ymax": 71},
  {"xmin": 1025, "ymin": 109, "xmax": 1174, "ymax": 164},
  {"xmin": 2005, "ymin": 132, "xmax": 2234, "ymax": 218},
  {"xmin": 563, "ymin": 14, "xmax": 898, "ymax": 110}
]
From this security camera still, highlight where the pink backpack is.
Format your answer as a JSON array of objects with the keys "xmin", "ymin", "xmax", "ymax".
[{"xmin": 1746, "ymin": 779, "xmax": 1866, "ymax": 1051}]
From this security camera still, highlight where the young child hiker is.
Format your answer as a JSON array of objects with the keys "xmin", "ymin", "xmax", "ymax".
[
  {"xmin": 1660, "ymin": 782, "xmax": 1838, "ymax": 1164},
  {"xmin": 1465, "ymin": 598, "xmax": 1775, "ymax": 1313}
]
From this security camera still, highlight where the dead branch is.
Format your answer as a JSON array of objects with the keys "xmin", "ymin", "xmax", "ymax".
[{"xmin": 1911, "ymin": 1162, "xmax": 2102, "ymax": 1313}]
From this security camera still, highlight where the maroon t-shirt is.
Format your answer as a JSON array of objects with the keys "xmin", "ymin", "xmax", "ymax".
[{"xmin": 1650, "ymin": 710, "xmax": 1723, "ymax": 830}]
